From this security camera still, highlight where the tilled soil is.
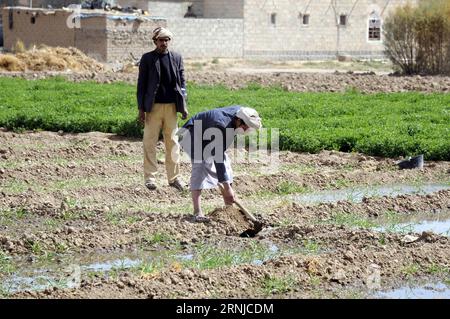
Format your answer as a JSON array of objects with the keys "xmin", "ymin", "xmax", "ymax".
[
  {"xmin": 0, "ymin": 130, "xmax": 449, "ymax": 298},
  {"xmin": 0, "ymin": 69, "xmax": 449, "ymax": 94}
]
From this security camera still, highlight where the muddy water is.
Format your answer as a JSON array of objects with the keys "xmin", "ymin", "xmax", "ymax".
[
  {"xmin": 1, "ymin": 242, "xmax": 291, "ymax": 294},
  {"xmin": 293, "ymin": 183, "xmax": 450, "ymax": 205},
  {"xmin": 373, "ymin": 281, "xmax": 450, "ymax": 299},
  {"xmin": 373, "ymin": 211, "xmax": 450, "ymax": 236},
  {"xmin": 2, "ymin": 251, "xmax": 149, "ymax": 293}
]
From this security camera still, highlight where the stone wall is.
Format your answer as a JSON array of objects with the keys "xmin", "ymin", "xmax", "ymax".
[
  {"xmin": 106, "ymin": 16, "xmax": 165, "ymax": 62},
  {"xmin": 168, "ymin": 17, "xmax": 243, "ymax": 58},
  {"xmin": 147, "ymin": 0, "xmax": 190, "ymax": 17},
  {"xmin": 243, "ymin": 0, "xmax": 417, "ymax": 60}
]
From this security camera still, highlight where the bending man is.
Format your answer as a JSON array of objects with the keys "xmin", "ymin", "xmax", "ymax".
[{"xmin": 179, "ymin": 105, "xmax": 262, "ymax": 221}]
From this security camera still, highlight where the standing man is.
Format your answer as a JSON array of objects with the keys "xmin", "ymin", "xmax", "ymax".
[
  {"xmin": 179, "ymin": 105, "xmax": 262, "ymax": 221},
  {"xmin": 137, "ymin": 27, "xmax": 188, "ymax": 191}
]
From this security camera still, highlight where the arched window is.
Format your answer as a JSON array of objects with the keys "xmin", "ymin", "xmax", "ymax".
[{"xmin": 368, "ymin": 12, "xmax": 381, "ymax": 41}]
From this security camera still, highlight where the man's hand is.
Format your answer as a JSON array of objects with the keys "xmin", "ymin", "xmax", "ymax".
[
  {"xmin": 138, "ymin": 109, "xmax": 145, "ymax": 124},
  {"xmin": 221, "ymin": 182, "xmax": 235, "ymax": 205},
  {"xmin": 181, "ymin": 111, "xmax": 188, "ymax": 120}
]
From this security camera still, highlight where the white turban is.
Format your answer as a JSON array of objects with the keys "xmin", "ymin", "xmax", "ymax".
[
  {"xmin": 236, "ymin": 107, "xmax": 262, "ymax": 130},
  {"xmin": 152, "ymin": 27, "xmax": 173, "ymax": 41}
]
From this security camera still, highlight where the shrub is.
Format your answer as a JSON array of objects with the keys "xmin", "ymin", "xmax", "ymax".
[{"xmin": 383, "ymin": 0, "xmax": 450, "ymax": 75}]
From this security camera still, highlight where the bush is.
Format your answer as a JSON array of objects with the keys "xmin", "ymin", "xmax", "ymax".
[{"xmin": 383, "ymin": 0, "xmax": 450, "ymax": 75}]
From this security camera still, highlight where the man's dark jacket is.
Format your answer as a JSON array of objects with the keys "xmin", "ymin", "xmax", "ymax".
[
  {"xmin": 137, "ymin": 50, "xmax": 187, "ymax": 114},
  {"xmin": 181, "ymin": 106, "xmax": 241, "ymax": 182}
]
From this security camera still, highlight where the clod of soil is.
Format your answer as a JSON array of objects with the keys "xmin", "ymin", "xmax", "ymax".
[{"xmin": 208, "ymin": 206, "xmax": 255, "ymax": 236}]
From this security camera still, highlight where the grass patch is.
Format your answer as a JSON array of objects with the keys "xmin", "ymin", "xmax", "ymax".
[
  {"xmin": 183, "ymin": 241, "xmax": 273, "ymax": 270},
  {"xmin": 0, "ymin": 78, "xmax": 449, "ymax": 159},
  {"xmin": 142, "ymin": 232, "xmax": 174, "ymax": 246},
  {"xmin": 308, "ymin": 274, "xmax": 322, "ymax": 287},
  {"xmin": 262, "ymin": 275, "xmax": 296, "ymax": 295},
  {"xmin": 274, "ymin": 217, "xmax": 297, "ymax": 227},
  {"xmin": 325, "ymin": 178, "xmax": 353, "ymax": 189},
  {"xmin": 140, "ymin": 260, "xmax": 164, "ymax": 276},
  {"xmin": 401, "ymin": 263, "xmax": 421, "ymax": 277},
  {"xmin": 1, "ymin": 180, "xmax": 29, "ymax": 194},
  {"xmin": 0, "ymin": 250, "xmax": 15, "ymax": 276},
  {"xmin": 280, "ymin": 163, "xmax": 317, "ymax": 175},
  {"xmin": 300, "ymin": 239, "xmax": 322, "ymax": 254},
  {"xmin": 426, "ymin": 263, "xmax": 449, "ymax": 275},
  {"xmin": 0, "ymin": 207, "xmax": 29, "ymax": 221},
  {"xmin": 275, "ymin": 181, "xmax": 310, "ymax": 195}
]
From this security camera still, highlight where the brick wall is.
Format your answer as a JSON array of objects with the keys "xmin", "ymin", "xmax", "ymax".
[
  {"xmin": 168, "ymin": 18, "xmax": 243, "ymax": 58},
  {"xmin": 203, "ymin": 0, "xmax": 243, "ymax": 18}
]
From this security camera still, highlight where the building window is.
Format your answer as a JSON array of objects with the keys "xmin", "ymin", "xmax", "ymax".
[
  {"xmin": 368, "ymin": 12, "xmax": 381, "ymax": 41},
  {"xmin": 301, "ymin": 14, "xmax": 310, "ymax": 25},
  {"xmin": 31, "ymin": 16, "xmax": 36, "ymax": 24},
  {"xmin": 270, "ymin": 13, "xmax": 276, "ymax": 25},
  {"xmin": 339, "ymin": 14, "xmax": 347, "ymax": 26}
]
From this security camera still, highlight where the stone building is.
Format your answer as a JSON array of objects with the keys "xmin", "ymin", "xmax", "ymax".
[
  {"xmin": 1, "ymin": 0, "xmax": 418, "ymax": 61},
  {"xmin": 1, "ymin": 6, "xmax": 164, "ymax": 61}
]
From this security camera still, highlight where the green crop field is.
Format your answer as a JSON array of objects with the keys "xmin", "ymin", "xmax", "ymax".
[{"xmin": 0, "ymin": 77, "xmax": 449, "ymax": 160}]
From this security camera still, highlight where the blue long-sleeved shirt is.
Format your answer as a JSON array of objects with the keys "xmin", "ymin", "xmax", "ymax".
[{"xmin": 181, "ymin": 105, "xmax": 242, "ymax": 182}]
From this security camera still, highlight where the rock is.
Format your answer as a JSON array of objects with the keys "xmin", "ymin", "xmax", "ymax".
[
  {"xmin": 419, "ymin": 231, "xmax": 435, "ymax": 242},
  {"xmin": 344, "ymin": 250, "xmax": 355, "ymax": 261},
  {"xmin": 5, "ymin": 241, "xmax": 14, "ymax": 251},
  {"xmin": 65, "ymin": 226, "xmax": 76, "ymax": 234},
  {"xmin": 181, "ymin": 269, "xmax": 194, "ymax": 279},
  {"xmin": 23, "ymin": 233, "xmax": 36, "ymax": 243},
  {"xmin": 117, "ymin": 281, "xmax": 125, "ymax": 289},
  {"xmin": 331, "ymin": 269, "xmax": 347, "ymax": 283},
  {"xmin": 73, "ymin": 238, "xmax": 83, "ymax": 247},
  {"xmin": 401, "ymin": 234, "xmax": 420, "ymax": 244},
  {"xmin": 163, "ymin": 278, "xmax": 171, "ymax": 285}
]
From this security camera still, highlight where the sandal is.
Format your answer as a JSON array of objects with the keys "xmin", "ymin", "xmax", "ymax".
[
  {"xmin": 194, "ymin": 215, "xmax": 210, "ymax": 223},
  {"xmin": 145, "ymin": 180, "xmax": 157, "ymax": 190}
]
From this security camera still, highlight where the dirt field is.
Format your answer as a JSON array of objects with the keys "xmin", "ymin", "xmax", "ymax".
[
  {"xmin": 0, "ymin": 129, "xmax": 449, "ymax": 298},
  {"xmin": 1, "ymin": 58, "xmax": 450, "ymax": 94}
]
